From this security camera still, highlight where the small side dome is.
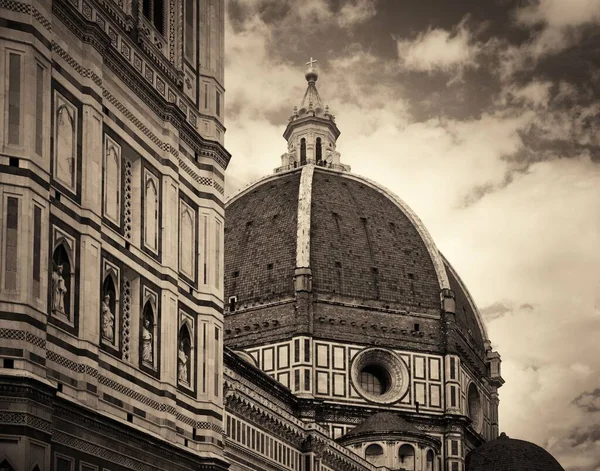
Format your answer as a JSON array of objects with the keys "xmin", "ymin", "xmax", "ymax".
[
  {"xmin": 341, "ymin": 412, "xmax": 421, "ymax": 441},
  {"xmin": 466, "ymin": 433, "xmax": 565, "ymax": 471}
]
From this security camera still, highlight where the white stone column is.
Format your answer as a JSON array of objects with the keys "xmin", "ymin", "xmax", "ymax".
[
  {"xmin": 161, "ymin": 293, "xmax": 178, "ymax": 385},
  {"xmin": 78, "ymin": 236, "xmax": 101, "ymax": 343},
  {"xmin": 162, "ymin": 176, "xmax": 179, "ymax": 273}
]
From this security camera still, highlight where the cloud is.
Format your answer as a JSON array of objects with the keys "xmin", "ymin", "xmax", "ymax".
[
  {"xmin": 480, "ymin": 302, "xmax": 512, "ymax": 321},
  {"xmin": 501, "ymin": 80, "xmax": 554, "ymax": 109},
  {"xmin": 498, "ymin": 0, "xmax": 600, "ymax": 78},
  {"xmin": 223, "ymin": 3, "xmax": 600, "ymax": 469},
  {"xmin": 395, "ymin": 20, "xmax": 481, "ymax": 77},
  {"xmin": 337, "ymin": 0, "xmax": 377, "ymax": 28},
  {"xmin": 228, "ymin": 0, "xmax": 377, "ymax": 41},
  {"xmin": 516, "ymin": 0, "xmax": 600, "ymax": 29},
  {"xmin": 574, "ymin": 388, "xmax": 600, "ymax": 413}
]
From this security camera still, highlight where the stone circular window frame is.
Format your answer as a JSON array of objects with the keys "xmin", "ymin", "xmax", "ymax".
[
  {"xmin": 350, "ymin": 348, "xmax": 410, "ymax": 404},
  {"xmin": 467, "ymin": 382, "xmax": 483, "ymax": 432}
]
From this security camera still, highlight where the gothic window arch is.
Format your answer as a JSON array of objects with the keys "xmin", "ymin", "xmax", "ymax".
[
  {"xmin": 51, "ymin": 239, "xmax": 73, "ymax": 321},
  {"xmin": 0, "ymin": 458, "xmax": 15, "ymax": 471},
  {"xmin": 141, "ymin": 298, "xmax": 156, "ymax": 368},
  {"xmin": 179, "ymin": 202, "xmax": 196, "ymax": 280},
  {"xmin": 54, "ymin": 95, "xmax": 77, "ymax": 190},
  {"xmin": 300, "ymin": 138, "xmax": 306, "ymax": 165},
  {"xmin": 316, "ymin": 137, "xmax": 322, "ymax": 164},
  {"xmin": 398, "ymin": 444, "xmax": 415, "ymax": 470},
  {"xmin": 144, "ymin": 172, "xmax": 159, "ymax": 252},
  {"xmin": 103, "ymin": 136, "xmax": 121, "ymax": 225}
]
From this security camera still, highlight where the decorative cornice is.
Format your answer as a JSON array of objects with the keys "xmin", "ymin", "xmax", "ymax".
[
  {"xmin": 0, "ymin": 0, "xmax": 52, "ymax": 32},
  {"xmin": 54, "ymin": 400, "xmax": 227, "ymax": 470},
  {"xmin": 224, "ymin": 349, "xmax": 299, "ymax": 413}
]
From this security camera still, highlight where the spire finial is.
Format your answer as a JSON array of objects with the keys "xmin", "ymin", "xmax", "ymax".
[{"xmin": 305, "ymin": 57, "xmax": 318, "ymax": 83}]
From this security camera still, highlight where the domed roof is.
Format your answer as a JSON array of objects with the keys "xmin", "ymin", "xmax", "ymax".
[
  {"xmin": 466, "ymin": 433, "xmax": 565, "ymax": 471},
  {"xmin": 224, "ymin": 165, "xmax": 489, "ymax": 355},
  {"xmin": 342, "ymin": 412, "xmax": 421, "ymax": 439},
  {"xmin": 224, "ymin": 59, "xmax": 490, "ymax": 357}
]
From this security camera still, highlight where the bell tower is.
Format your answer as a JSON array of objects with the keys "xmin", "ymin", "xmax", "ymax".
[{"xmin": 277, "ymin": 58, "xmax": 350, "ymax": 172}]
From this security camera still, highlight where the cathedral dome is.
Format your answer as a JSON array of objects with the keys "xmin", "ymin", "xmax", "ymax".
[
  {"xmin": 465, "ymin": 433, "xmax": 565, "ymax": 471},
  {"xmin": 224, "ymin": 165, "xmax": 488, "ymax": 356},
  {"xmin": 224, "ymin": 61, "xmax": 491, "ymax": 370}
]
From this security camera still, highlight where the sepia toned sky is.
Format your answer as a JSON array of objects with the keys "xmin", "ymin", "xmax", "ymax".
[{"xmin": 221, "ymin": 1, "xmax": 600, "ymax": 469}]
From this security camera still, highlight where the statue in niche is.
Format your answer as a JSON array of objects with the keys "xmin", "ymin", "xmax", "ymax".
[
  {"xmin": 142, "ymin": 318, "xmax": 153, "ymax": 364},
  {"xmin": 178, "ymin": 340, "xmax": 189, "ymax": 384},
  {"xmin": 101, "ymin": 294, "xmax": 115, "ymax": 342},
  {"xmin": 52, "ymin": 264, "xmax": 67, "ymax": 315}
]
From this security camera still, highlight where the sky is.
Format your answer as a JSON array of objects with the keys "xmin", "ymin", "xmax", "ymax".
[{"xmin": 221, "ymin": 1, "xmax": 600, "ymax": 469}]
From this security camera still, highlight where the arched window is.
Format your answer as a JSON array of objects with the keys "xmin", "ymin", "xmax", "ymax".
[
  {"xmin": 0, "ymin": 459, "xmax": 16, "ymax": 471},
  {"xmin": 144, "ymin": 175, "xmax": 158, "ymax": 251},
  {"xmin": 55, "ymin": 101, "xmax": 76, "ymax": 189},
  {"xmin": 399, "ymin": 444, "xmax": 415, "ymax": 470},
  {"xmin": 365, "ymin": 444, "xmax": 384, "ymax": 467},
  {"xmin": 103, "ymin": 138, "xmax": 121, "ymax": 224},
  {"xmin": 316, "ymin": 137, "xmax": 322, "ymax": 164},
  {"xmin": 141, "ymin": 301, "xmax": 155, "ymax": 366},
  {"xmin": 300, "ymin": 138, "xmax": 306, "ymax": 165},
  {"xmin": 180, "ymin": 207, "xmax": 195, "ymax": 277},
  {"xmin": 426, "ymin": 450, "xmax": 435, "ymax": 471},
  {"xmin": 51, "ymin": 242, "xmax": 72, "ymax": 319},
  {"xmin": 178, "ymin": 323, "xmax": 193, "ymax": 386}
]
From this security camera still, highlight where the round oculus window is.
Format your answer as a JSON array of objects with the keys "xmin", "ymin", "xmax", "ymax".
[{"xmin": 350, "ymin": 348, "xmax": 409, "ymax": 404}]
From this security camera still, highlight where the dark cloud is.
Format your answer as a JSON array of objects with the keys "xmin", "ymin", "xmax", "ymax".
[
  {"xmin": 480, "ymin": 301, "xmax": 538, "ymax": 320},
  {"xmin": 481, "ymin": 302, "xmax": 512, "ymax": 320},
  {"xmin": 573, "ymin": 388, "xmax": 600, "ymax": 413},
  {"xmin": 460, "ymin": 168, "xmax": 519, "ymax": 207},
  {"xmin": 568, "ymin": 425, "xmax": 600, "ymax": 448}
]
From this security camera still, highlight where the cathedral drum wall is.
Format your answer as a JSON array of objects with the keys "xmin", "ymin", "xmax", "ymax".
[{"xmin": 0, "ymin": 0, "xmax": 230, "ymax": 469}]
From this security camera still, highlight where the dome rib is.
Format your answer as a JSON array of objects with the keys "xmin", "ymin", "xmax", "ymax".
[
  {"xmin": 296, "ymin": 165, "xmax": 314, "ymax": 269},
  {"xmin": 442, "ymin": 255, "xmax": 489, "ymax": 345}
]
